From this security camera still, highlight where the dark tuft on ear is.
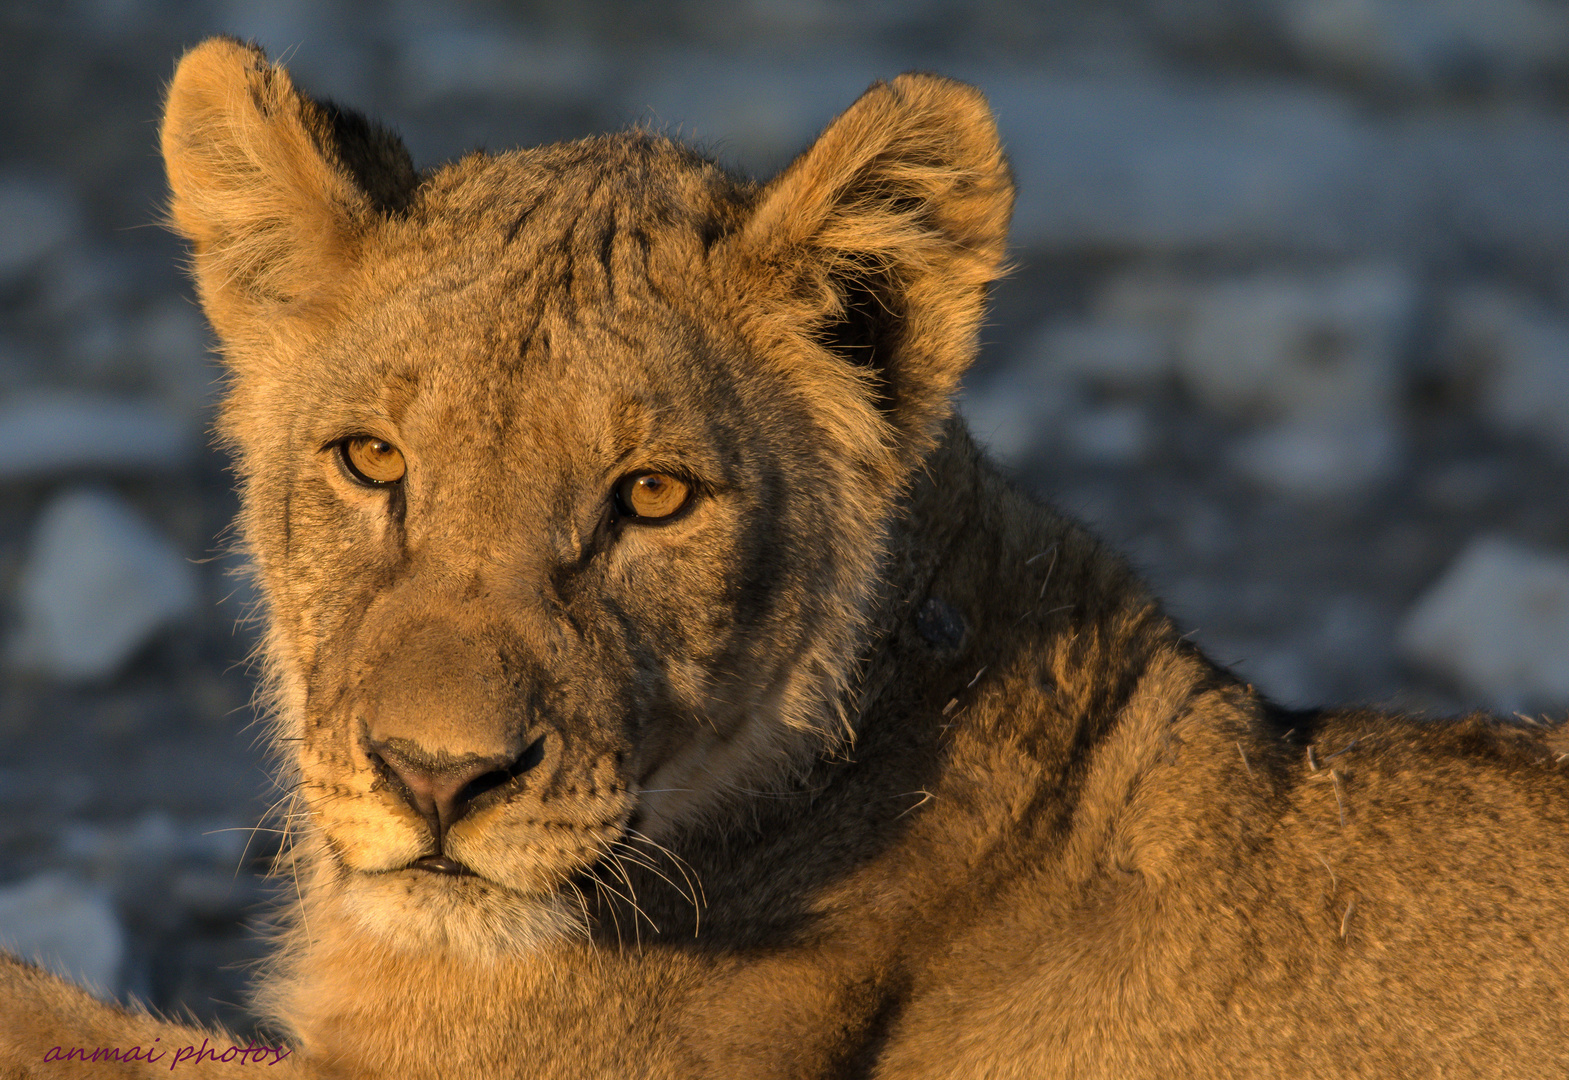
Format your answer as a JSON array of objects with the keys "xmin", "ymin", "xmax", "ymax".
[
  {"xmin": 716, "ymin": 73, "xmax": 1014, "ymax": 465},
  {"xmin": 816, "ymin": 267, "xmax": 899, "ymax": 410},
  {"xmin": 313, "ymin": 99, "xmax": 419, "ymax": 216}
]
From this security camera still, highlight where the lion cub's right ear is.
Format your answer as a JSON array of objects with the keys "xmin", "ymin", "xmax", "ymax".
[{"xmin": 160, "ymin": 38, "xmax": 416, "ymax": 345}]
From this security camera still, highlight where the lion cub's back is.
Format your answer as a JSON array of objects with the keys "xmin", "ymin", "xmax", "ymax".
[{"xmin": 877, "ymin": 707, "xmax": 1569, "ymax": 1079}]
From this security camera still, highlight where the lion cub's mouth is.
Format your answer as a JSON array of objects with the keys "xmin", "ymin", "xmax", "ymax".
[{"xmin": 410, "ymin": 855, "xmax": 478, "ymax": 877}]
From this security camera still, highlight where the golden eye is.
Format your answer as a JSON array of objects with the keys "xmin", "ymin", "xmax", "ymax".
[
  {"xmin": 615, "ymin": 472, "xmax": 691, "ymax": 521},
  {"xmin": 341, "ymin": 436, "xmax": 406, "ymax": 486}
]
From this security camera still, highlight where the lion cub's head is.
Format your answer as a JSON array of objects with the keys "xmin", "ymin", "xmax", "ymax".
[{"xmin": 160, "ymin": 38, "xmax": 1012, "ymax": 954}]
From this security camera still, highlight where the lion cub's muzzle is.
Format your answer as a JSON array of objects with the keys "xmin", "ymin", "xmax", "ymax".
[
  {"xmin": 333, "ymin": 613, "xmax": 633, "ymax": 886},
  {"xmin": 363, "ymin": 731, "xmax": 547, "ymax": 873}
]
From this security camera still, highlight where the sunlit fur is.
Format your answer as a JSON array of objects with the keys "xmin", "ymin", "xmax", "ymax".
[{"xmin": 2, "ymin": 36, "xmax": 1567, "ymax": 1080}]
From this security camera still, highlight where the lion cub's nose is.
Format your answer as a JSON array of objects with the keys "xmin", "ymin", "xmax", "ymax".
[{"xmin": 366, "ymin": 735, "xmax": 546, "ymax": 831}]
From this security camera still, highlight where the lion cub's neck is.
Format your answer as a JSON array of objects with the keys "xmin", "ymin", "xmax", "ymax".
[{"xmin": 598, "ymin": 422, "xmax": 1210, "ymax": 942}]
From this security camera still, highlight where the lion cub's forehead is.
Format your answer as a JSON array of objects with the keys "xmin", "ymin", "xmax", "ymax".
[
  {"xmin": 315, "ymin": 299, "xmax": 734, "ymax": 476},
  {"xmin": 401, "ymin": 132, "xmax": 751, "ymax": 272},
  {"xmin": 290, "ymin": 133, "xmax": 758, "ymax": 457}
]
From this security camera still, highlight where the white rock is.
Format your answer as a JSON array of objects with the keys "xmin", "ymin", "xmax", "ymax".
[
  {"xmin": 0, "ymin": 393, "xmax": 196, "ymax": 481},
  {"xmin": 1398, "ymin": 536, "xmax": 1569, "ymax": 711},
  {"xmin": 1442, "ymin": 287, "xmax": 1569, "ymax": 459},
  {"xmin": 11, "ymin": 488, "xmax": 200, "ymax": 682},
  {"xmin": 1176, "ymin": 264, "xmax": 1417, "ymax": 425},
  {"xmin": 1231, "ymin": 418, "xmax": 1402, "ymax": 498},
  {"xmin": 0, "ymin": 179, "xmax": 79, "ymax": 283},
  {"xmin": 0, "ymin": 873, "xmax": 123, "ymax": 994}
]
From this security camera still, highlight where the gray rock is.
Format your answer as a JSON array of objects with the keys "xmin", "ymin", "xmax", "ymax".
[
  {"xmin": 1238, "ymin": 647, "xmax": 1325, "ymax": 711},
  {"xmin": 1089, "ymin": 264, "xmax": 1413, "ymax": 496},
  {"xmin": 70, "ymin": 0, "xmax": 152, "ymax": 39},
  {"xmin": 1398, "ymin": 536, "xmax": 1569, "ymax": 711},
  {"xmin": 1030, "ymin": 321, "xmax": 1171, "ymax": 392},
  {"xmin": 398, "ymin": 26, "xmax": 610, "ymax": 106},
  {"xmin": 1419, "ymin": 117, "xmax": 1569, "ymax": 257},
  {"xmin": 1060, "ymin": 403, "xmax": 1153, "ymax": 466},
  {"xmin": 1420, "ymin": 459, "xmax": 1509, "ymax": 513},
  {"xmin": 61, "ymin": 313, "xmax": 134, "ymax": 384},
  {"xmin": 213, "ymin": 0, "xmax": 339, "ymax": 51},
  {"xmin": 129, "ymin": 301, "xmax": 218, "ymax": 419},
  {"xmin": 40, "ymin": 247, "xmax": 122, "ymax": 322},
  {"xmin": 1441, "ymin": 287, "xmax": 1569, "ymax": 459},
  {"xmin": 956, "ymin": 384, "xmax": 1043, "ymax": 464},
  {"xmin": 0, "ymin": 178, "xmax": 80, "ymax": 283},
  {"xmin": 1313, "ymin": 593, "xmax": 1390, "ymax": 668},
  {"xmin": 0, "ymin": 393, "xmax": 196, "ymax": 482},
  {"xmin": 169, "ymin": 868, "xmax": 258, "ymax": 921},
  {"xmin": 1280, "ymin": 0, "xmax": 1569, "ymax": 86},
  {"xmin": 10, "ymin": 488, "xmax": 200, "ymax": 682},
  {"xmin": 977, "ymin": 74, "xmax": 1374, "ymax": 252},
  {"xmin": 0, "ymin": 338, "xmax": 36, "ymax": 397},
  {"xmin": 0, "ymin": 873, "xmax": 123, "ymax": 994},
  {"xmin": 1194, "ymin": 632, "xmax": 1328, "ymax": 710},
  {"xmin": 1231, "ymin": 418, "xmax": 1402, "ymax": 498},
  {"xmin": 59, "ymin": 813, "xmax": 252, "ymax": 874},
  {"xmin": 958, "ymin": 71, "xmax": 1569, "ymax": 260},
  {"xmin": 1095, "ymin": 270, "xmax": 1200, "ymax": 333},
  {"xmin": 956, "ymin": 369, "xmax": 1073, "ymax": 464},
  {"xmin": 1094, "ymin": 264, "xmax": 1416, "ymax": 428},
  {"xmin": 210, "ymin": 0, "xmax": 373, "ymax": 105},
  {"xmin": 627, "ymin": 54, "xmax": 891, "ymax": 174},
  {"xmin": 1175, "ymin": 264, "xmax": 1416, "ymax": 425}
]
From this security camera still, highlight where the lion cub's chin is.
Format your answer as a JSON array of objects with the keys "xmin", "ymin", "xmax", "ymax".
[{"xmin": 338, "ymin": 870, "xmax": 586, "ymax": 958}]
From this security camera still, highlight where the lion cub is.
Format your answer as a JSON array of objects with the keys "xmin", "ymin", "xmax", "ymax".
[{"xmin": 3, "ymin": 37, "xmax": 1567, "ymax": 1080}]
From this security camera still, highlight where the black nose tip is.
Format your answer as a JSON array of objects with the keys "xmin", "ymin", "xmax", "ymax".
[{"xmin": 366, "ymin": 734, "xmax": 546, "ymax": 832}]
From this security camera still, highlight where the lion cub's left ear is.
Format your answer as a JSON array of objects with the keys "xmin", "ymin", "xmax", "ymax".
[{"xmin": 718, "ymin": 74, "xmax": 1013, "ymax": 464}]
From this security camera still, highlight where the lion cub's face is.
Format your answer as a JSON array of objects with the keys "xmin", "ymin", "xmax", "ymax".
[
  {"xmin": 250, "ymin": 206, "xmax": 869, "ymax": 949},
  {"xmin": 161, "ymin": 40, "xmax": 1010, "ymax": 952}
]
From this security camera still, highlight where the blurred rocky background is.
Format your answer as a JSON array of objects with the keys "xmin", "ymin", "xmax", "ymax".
[{"xmin": 1, "ymin": 0, "xmax": 1567, "ymax": 1037}]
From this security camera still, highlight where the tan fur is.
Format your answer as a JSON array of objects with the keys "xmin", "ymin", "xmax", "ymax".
[{"xmin": 3, "ymin": 38, "xmax": 1567, "ymax": 1078}]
